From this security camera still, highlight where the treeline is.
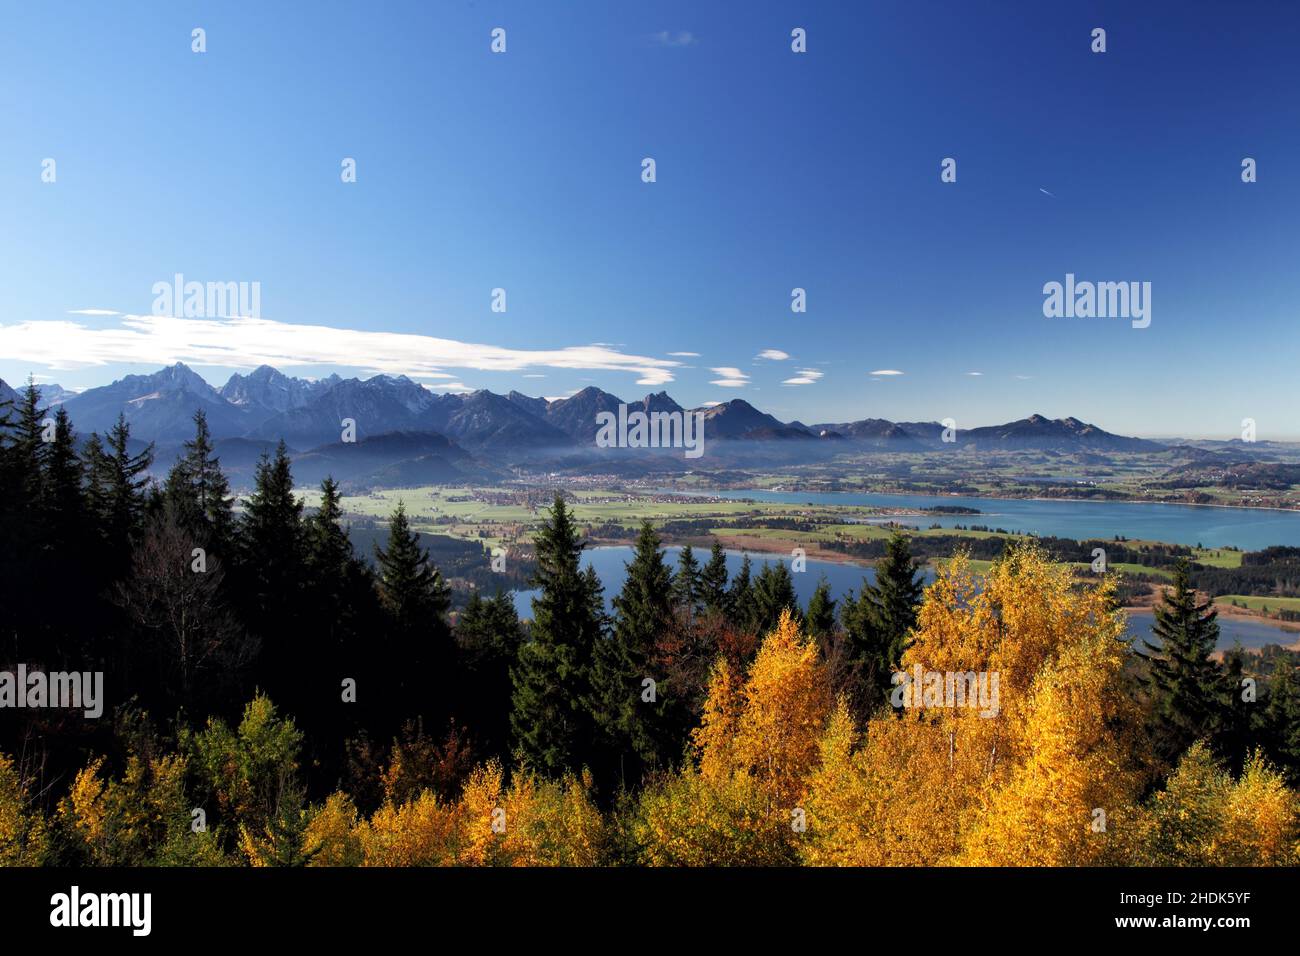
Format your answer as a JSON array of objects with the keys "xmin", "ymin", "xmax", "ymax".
[{"xmin": 3, "ymin": 383, "xmax": 1300, "ymax": 866}]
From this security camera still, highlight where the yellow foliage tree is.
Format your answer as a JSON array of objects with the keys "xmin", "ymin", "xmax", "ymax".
[
  {"xmin": 355, "ymin": 790, "xmax": 461, "ymax": 866},
  {"xmin": 638, "ymin": 609, "xmax": 831, "ymax": 865},
  {"xmin": 352, "ymin": 759, "xmax": 603, "ymax": 867},
  {"xmin": 60, "ymin": 753, "xmax": 226, "ymax": 866},
  {"xmin": 303, "ymin": 792, "xmax": 363, "ymax": 866},
  {"xmin": 802, "ymin": 543, "xmax": 1149, "ymax": 866},
  {"xmin": 0, "ymin": 752, "xmax": 48, "ymax": 866},
  {"xmin": 732, "ymin": 609, "xmax": 834, "ymax": 806},
  {"xmin": 1132, "ymin": 743, "xmax": 1300, "ymax": 866}
]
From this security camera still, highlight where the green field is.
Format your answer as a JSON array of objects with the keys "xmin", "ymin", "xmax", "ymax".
[{"xmin": 1220, "ymin": 594, "xmax": 1300, "ymax": 614}]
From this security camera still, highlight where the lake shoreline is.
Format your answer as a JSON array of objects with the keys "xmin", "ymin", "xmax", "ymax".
[{"xmin": 670, "ymin": 485, "xmax": 1300, "ymax": 516}]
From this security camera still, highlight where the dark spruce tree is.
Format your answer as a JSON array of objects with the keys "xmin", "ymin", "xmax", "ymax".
[
  {"xmin": 805, "ymin": 575, "xmax": 837, "ymax": 640},
  {"xmin": 1263, "ymin": 660, "xmax": 1300, "ymax": 784},
  {"xmin": 303, "ymin": 476, "xmax": 381, "ymax": 782},
  {"xmin": 240, "ymin": 442, "xmax": 308, "ymax": 711},
  {"xmin": 727, "ymin": 554, "xmax": 753, "ymax": 632},
  {"xmin": 867, "ymin": 530, "xmax": 924, "ymax": 667},
  {"xmin": 672, "ymin": 543, "xmax": 702, "ymax": 619},
  {"xmin": 752, "ymin": 560, "xmax": 801, "ymax": 636},
  {"xmin": 43, "ymin": 407, "xmax": 86, "ymax": 551},
  {"xmin": 699, "ymin": 541, "xmax": 730, "ymax": 616},
  {"xmin": 85, "ymin": 413, "xmax": 153, "ymax": 560},
  {"xmin": 41, "ymin": 406, "xmax": 94, "ymax": 657},
  {"xmin": 455, "ymin": 589, "xmax": 524, "ymax": 762},
  {"xmin": 163, "ymin": 410, "xmax": 235, "ymax": 554},
  {"xmin": 375, "ymin": 501, "xmax": 453, "ymax": 727},
  {"xmin": 510, "ymin": 494, "xmax": 604, "ymax": 777},
  {"xmin": 1137, "ymin": 559, "xmax": 1226, "ymax": 767},
  {"xmin": 591, "ymin": 521, "xmax": 678, "ymax": 788},
  {"xmin": 0, "ymin": 382, "xmax": 47, "ymax": 645},
  {"xmin": 840, "ymin": 532, "xmax": 923, "ymax": 717}
]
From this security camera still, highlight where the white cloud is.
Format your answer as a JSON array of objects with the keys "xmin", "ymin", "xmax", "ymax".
[
  {"xmin": 710, "ymin": 366, "xmax": 749, "ymax": 387},
  {"xmin": 700, "ymin": 401, "xmax": 722, "ymax": 407},
  {"xmin": 667, "ymin": 351, "xmax": 700, "ymax": 357},
  {"xmin": 756, "ymin": 349, "xmax": 790, "ymax": 361},
  {"xmin": 966, "ymin": 371, "xmax": 983, "ymax": 376},
  {"xmin": 67, "ymin": 309, "xmax": 120, "ymax": 316},
  {"xmin": 0, "ymin": 313, "xmax": 684, "ymax": 386},
  {"xmin": 782, "ymin": 368, "xmax": 823, "ymax": 386},
  {"xmin": 869, "ymin": 369, "xmax": 904, "ymax": 376}
]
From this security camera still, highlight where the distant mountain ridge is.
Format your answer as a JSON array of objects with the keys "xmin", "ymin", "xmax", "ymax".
[{"xmin": 0, "ymin": 361, "xmax": 1159, "ymax": 463}]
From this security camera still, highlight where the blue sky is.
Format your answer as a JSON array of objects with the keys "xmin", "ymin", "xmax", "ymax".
[{"xmin": 1, "ymin": 0, "xmax": 1297, "ymax": 438}]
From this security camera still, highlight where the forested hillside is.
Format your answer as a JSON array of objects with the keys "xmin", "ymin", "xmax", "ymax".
[{"xmin": 2, "ymin": 385, "xmax": 1298, "ymax": 866}]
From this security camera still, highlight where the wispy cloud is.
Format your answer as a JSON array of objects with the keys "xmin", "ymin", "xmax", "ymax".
[
  {"xmin": 869, "ymin": 369, "xmax": 904, "ymax": 377},
  {"xmin": 965, "ymin": 371, "xmax": 983, "ymax": 376},
  {"xmin": 67, "ymin": 309, "xmax": 120, "ymax": 316},
  {"xmin": 667, "ymin": 351, "xmax": 700, "ymax": 357},
  {"xmin": 710, "ymin": 366, "xmax": 750, "ymax": 388},
  {"xmin": 782, "ymin": 368, "xmax": 823, "ymax": 386},
  {"xmin": 0, "ymin": 313, "xmax": 684, "ymax": 386},
  {"xmin": 648, "ymin": 30, "xmax": 697, "ymax": 48},
  {"xmin": 756, "ymin": 349, "xmax": 790, "ymax": 361}
]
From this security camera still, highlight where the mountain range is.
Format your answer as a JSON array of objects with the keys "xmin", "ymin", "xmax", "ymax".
[{"xmin": 0, "ymin": 363, "xmax": 1170, "ymax": 486}]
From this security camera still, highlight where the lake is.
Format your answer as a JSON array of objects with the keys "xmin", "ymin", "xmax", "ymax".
[
  {"xmin": 662, "ymin": 488, "xmax": 1300, "ymax": 551},
  {"xmin": 510, "ymin": 546, "xmax": 1298, "ymax": 651}
]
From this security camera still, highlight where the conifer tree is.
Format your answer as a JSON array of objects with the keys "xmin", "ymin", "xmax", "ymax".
[
  {"xmin": 0, "ymin": 382, "xmax": 50, "ymax": 643},
  {"xmin": 699, "ymin": 541, "xmax": 730, "ymax": 616},
  {"xmin": 510, "ymin": 495, "xmax": 604, "ymax": 776},
  {"xmin": 9, "ymin": 380, "xmax": 46, "ymax": 506},
  {"xmin": 375, "ymin": 501, "xmax": 453, "ymax": 703},
  {"xmin": 1263, "ymin": 661, "xmax": 1300, "ymax": 784},
  {"xmin": 840, "ymin": 532, "xmax": 923, "ymax": 713},
  {"xmin": 805, "ymin": 576, "xmax": 837, "ymax": 640},
  {"xmin": 672, "ymin": 544, "xmax": 701, "ymax": 618},
  {"xmin": 43, "ymin": 407, "xmax": 85, "ymax": 547},
  {"xmin": 752, "ymin": 560, "xmax": 801, "ymax": 635},
  {"xmin": 591, "ymin": 521, "xmax": 677, "ymax": 781},
  {"xmin": 866, "ymin": 530, "xmax": 924, "ymax": 664},
  {"xmin": 1138, "ymin": 559, "xmax": 1226, "ymax": 766},
  {"xmin": 727, "ymin": 554, "xmax": 753, "ymax": 632},
  {"xmin": 241, "ymin": 442, "xmax": 308, "ymax": 702},
  {"xmin": 300, "ymin": 476, "xmax": 379, "ymax": 772},
  {"xmin": 163, "ymin": 410, "xmax": 234, "ymax": 551},
  {"xmin": 242, "ymin": 442, "xmax": 304, "ymax": 581},
  {"xmin": 86, "ymin": 414, "xmax": 153, "ymax": 558},
  {"xmin": 304, "ymin": 477, "xmax": 351, "ymax": 578},
  {"xmin": 456, "ymin": 590, "xmax": 524, "ymax": 761}
]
